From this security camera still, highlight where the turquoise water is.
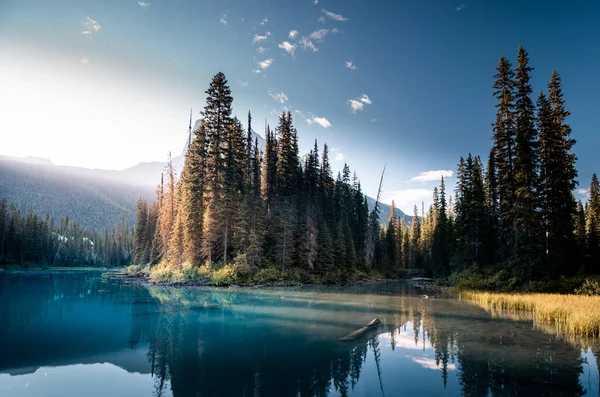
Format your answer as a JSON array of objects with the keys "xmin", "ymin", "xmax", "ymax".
[{"xmin": 0, "ymin": 272, "xmax": 598, "ymax": 396}]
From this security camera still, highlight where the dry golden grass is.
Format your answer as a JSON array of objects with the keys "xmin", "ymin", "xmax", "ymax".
[{"xmin": 460, "ymin": 291, "xmax": 600, "ymax": 338}]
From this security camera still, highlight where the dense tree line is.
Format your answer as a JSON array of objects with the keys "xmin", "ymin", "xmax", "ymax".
[
  {"xmin": 134, "ymin": 53, "xmax": 594, "ymax": 283},
  {"xmin": 133, "ymin": 72, "xmax": 382, "ymax": 277},
  {"xmin": 0, "ymin": 198, "xmax": 133, "ymax": 267},
  {"xmin": 377, "ymin": 46, "xmax": 598, "ymax": 282}
]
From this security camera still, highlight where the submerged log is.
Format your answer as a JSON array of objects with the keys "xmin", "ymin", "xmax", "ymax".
[{"xmin": 339, "ymin": 318, "xmax": 381, "ymax": 341}]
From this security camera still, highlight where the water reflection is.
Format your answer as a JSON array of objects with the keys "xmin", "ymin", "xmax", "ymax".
[{"xmin": 0, "ymin": 273, "xmax": 598, "ymax": 396}]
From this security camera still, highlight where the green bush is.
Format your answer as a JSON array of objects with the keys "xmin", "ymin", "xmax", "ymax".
[
  {"xmin": 252, "ymin": 267, "xmax": 284, "ymax": 284},
  {"xmin": 149, "ymin": 261, "xmax": 173, "ymax": 283},
  {"xmin": 575, "ymin": 279, "xmax": 600, "ymax": 296},
  {"xmin": 125, "ymin": 263, "xmax": 150, "ymax": 275},
  {"xmin": 210, "ymin": 264, "xmax": 239, "ymax": 286}
]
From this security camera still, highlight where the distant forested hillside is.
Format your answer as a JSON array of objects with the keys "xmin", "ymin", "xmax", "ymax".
[{"xmin": 0, "ymin": 159, "xmax": 155, "ymax": 231}]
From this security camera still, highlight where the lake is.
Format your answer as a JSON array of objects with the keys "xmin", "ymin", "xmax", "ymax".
[{"xmin": 0, "ymin": 271, "xmax": 598, "ymax": 397}]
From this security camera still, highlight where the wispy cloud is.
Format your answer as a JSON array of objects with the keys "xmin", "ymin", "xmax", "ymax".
[
  {"xmin": 257, "ymin": 47, "xmax": 268, "ymax": 54},
  {"xmin": 314, "ymin": 0, "xmax": 319, "ymax": 4},
  {"xmin": 332, "ymin": 28, "xmax": 340, "ymax": 34},
  {"xmin": 346, "ymin": 61, "xmax": 358, "ymax": 71},
  {"xmin": 220, "ymin": 15, "xmax": 228, "ymax": 25},
  {"xmin": 268, "ymin": 90, "xmax": 288, "ymax": 104},
  {"xmin": 253, "ymin": 32, "xmax": 270, "ymax": 43},
  {"xmin": 289, "ymin": 30, "xmax": 299, "ymax": 39},
  {"xmin": 260, "ymin": 17, "xmax": 268, "ymax": 25},
  {"xmin": 371, "ymin": 118, "xmax": 383, "ymax": 123},
  {"xmin": 137, "ymin": 1, "xmax": 150, "ymax": 8},
  {"xmin": 253, "ymin": 69, "xmax": 262, "ymax": 74},
  {"xmin": 318, "ymin": 16, "xmax": 326, "ymax": 23},
  {"xmin": 81, "ymin": 16, "xmax": 101, "ymax": 35},
  {"xmin": 322, "ymin": 8, "xmax": 349, "ymax": 21},
  {"xmin": 347, "ymin": 94, "xmax": 371, "ymax": 113},
  {"xmin": 79, "ymin": 56, "xmax": 89, "ymax": 65},
  {"xmin": 237, "ymin": 80, "xmax": 249, "ymax": 87},
  {"xmin": 455, "ymin": 4, "xmax": 466, "ymax": 11},
  {"xmin": 278, "ymin": 41, "xmax": 296, "ymax": 56},
  {"xmin": 330, "ymin": 148, "xmax": 344, "ymax": 161},
  {"xmin": 410, "ymin": 357, "xmax": 457, "ymax": 371},
  {"xmin": 576, "ymin": 188, "xmax": 589, "ymax": 197},
  {"xmin": 300, "ymin": 37, "xmax": 318, "ymax": 52},
  {"xmin": 410, "ymin": 170, "xmax": 454, "ymax": 183},
  {"xmin": 307, "ymin": 116, "xmax": 331, "ymax": 128},
  {"xmin": 258, "ymin": 59, "xmax": 273, "ymax": 69},
  {"xmin": 309, "ymin": 28, "xmax": 329, "ymax": 40},
  {"xmin": 347, "ymin": 100, "xmax": 364, "ymax": 113}
]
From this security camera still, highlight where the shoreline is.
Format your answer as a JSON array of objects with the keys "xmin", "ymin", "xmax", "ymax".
[{"xmin": 111, "ymin": 271, "xmax": 411, "ymax": 288}]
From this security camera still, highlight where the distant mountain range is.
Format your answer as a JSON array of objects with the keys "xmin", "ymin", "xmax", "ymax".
[{"xmin": 0, "ymin": 122, "xmax": 409, "ymax": 230}]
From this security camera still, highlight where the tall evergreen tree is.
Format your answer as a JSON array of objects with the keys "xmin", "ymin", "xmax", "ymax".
[
  {"xmin": 201, "ymin": 72, "xmax": 234, "ymax": 265},
  {"xmin": 181, "ymin": 122, "xmax": 207, "ymax": 265},
  {"xmin": 587, "ymin": 173, "xmax": 600, "ymax": 235},
  {"xmin": 538, "ymin": 70, "xmax": 578, "ymax": 278},
  {"xmin": 513, "ymin": 46, "xmax": 541, "ymax": 279},
  {"xmin": 133, "ymin": 198, "xmax": 149, "ymax": 265},
  {"xmin": 432, "ymin": 177, "xmax": 450, "ymax": 277},
  {"xmin": 160, "ymin": 154, "xmax": 177, "ymax": 262},
  {"xmin": 485, "ymin": 148, "xmax": 500, "ymax": 265},
  {"xmin": 492, "ymin": 55, "xmax": 517, "ymax": 261}
]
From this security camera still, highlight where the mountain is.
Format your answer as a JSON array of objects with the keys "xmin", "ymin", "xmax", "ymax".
[
  {"xmin": 365, "ymin": 196, "xmax": 412, "ymax": 224},
  {"xmin": 0, "ymin": 158, "xmax": 155, "ymax": 231},
  {"xmin": 0, "ymin": 121, "xmax": 407, "ymax": 229}
]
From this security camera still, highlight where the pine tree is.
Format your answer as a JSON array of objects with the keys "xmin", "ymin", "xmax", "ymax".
[
  {"xmin": 150, "ymin": 174, "xmax": 164, "ymax": 265},
  {"xmin": 575, "ymin": 200, "xmax": 586, "ymax": 262},
  {"xmin": 168, "ymin": 181, "xmax": 185, "ymax": 267},
  {"xmin": 201, "ymin": 72, "xmax": 234, "ymax": 265},
  {"xmin": 492, "ymin": 55, "xmax": 517, "ymax": 261},
  {"xmin": 386, "ymin": 201, "xmax": 398, "ymax": 273},
  {"xmin": 538, "ymin": 70, "xmax": 578, "ymax": 278},
  {"xmin": 585, "ymin": 174, "xmax": 600, "ymax": 272},
  {"xmin": 160, "ymin": 154, "xmax": 177, "ymax": 262},
  {"xmin": 432, "ymin": 177, "xmax": 450, "ymax": 277},
  {"xmin": 261, "ymin": 126, "xmax": 278, "ymax": 216},
  {"xmin": 485, "ymin": 148, "xmax": 500, "ymax": 265},
  {"xmin": 470, "ymin": 155, "xmax": 487, "ymax": 269},
  {"xmin": 181, "ymin": 122, "xmax": 207, "ymax": 265},
  {"xmin": 513, "ymin": 46, "xmax": 541, "ymax": 279},
  {"xmin": 587, "ymin": 173, "xmax": 600, "ymax": 235},
  {"xmin": 409, "ymin": 206, "xmax": 421, "ymax": 269},
  {"xmin": 133, "ymin": 198, "xmax": 149, "ymax": 265}
]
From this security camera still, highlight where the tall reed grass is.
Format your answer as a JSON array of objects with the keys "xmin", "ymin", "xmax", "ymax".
[{"xmin": 460, "ymin": 291, "xmax": 600, "ymax": 338}]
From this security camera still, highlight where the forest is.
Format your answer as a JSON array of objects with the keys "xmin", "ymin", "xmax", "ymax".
[
  {"xmin": 0, "ymin": 198, "xmax": 133, "ymax": 267},
  {"xmin": 129, "ymin": 46, "xmax": 599, "ymax": 288},
  {"xmin": 2, "ymin": 46, "xmax": 598, "ymax": 289}
]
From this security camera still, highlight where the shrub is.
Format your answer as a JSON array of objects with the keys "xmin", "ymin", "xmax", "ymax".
[
  {"xmin": 125, "ymin": 263, "xmax": 150, "ymax": 275},
  {"xmin": 575, "ymin": 279, "xmax": 600, "ymax": 296},
  {"xmin": 210, "ymin": 264, "xmax": 239, "ymax": 286},
  {"xmin": 252, "ymin": 267, "xmax": 284, "ymax": 284},
  {"xmin": 149, "ymin": 261, "xmax": 173, "ymax": 283}
]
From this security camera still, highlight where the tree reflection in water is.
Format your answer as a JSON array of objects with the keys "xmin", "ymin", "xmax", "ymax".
[
  {"xmin": 135, "ymin": 286, "xmax": 593, "ymax": 397},
  {"xmin": 0, "ymin": 275, "xmax": 596, "ymax": 396}
]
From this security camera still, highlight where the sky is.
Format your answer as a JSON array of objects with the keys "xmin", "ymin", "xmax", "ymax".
[{"xmin": 1, "ymin": 0, "xmax": 599, "ymax": 214}]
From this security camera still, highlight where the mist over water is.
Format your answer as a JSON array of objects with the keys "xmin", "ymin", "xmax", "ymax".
[{"xmin": 0, "ymin": 272, "xmax": 598, "ymax": 396}]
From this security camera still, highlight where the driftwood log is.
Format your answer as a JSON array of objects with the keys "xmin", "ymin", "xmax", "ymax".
[{"xmin": 339, "ymin": 318, "xmax": 381, "ymax": 341}]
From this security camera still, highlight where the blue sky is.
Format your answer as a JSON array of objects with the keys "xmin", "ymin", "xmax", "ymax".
[{"xmin": 1, "ymin": 0, "xmax": 599, "ymax": 213}]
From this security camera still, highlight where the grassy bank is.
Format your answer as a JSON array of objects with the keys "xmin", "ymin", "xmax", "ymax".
[
  {"xmin": 460, "ymin": 291, "xmax": 600, "ymax": 338},
  {"xmin": 124, "ymin": 259, "xmax": 391, "ymax": 287}
]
